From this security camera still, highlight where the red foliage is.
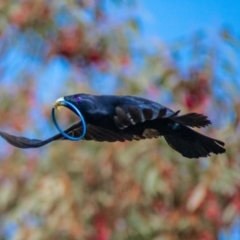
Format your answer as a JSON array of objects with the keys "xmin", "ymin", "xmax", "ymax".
[
  {"xmin": 50, "ymin": 27, "xmax": 83, "ymax": 59},
  {"xmin": 9, "ymin": 1, "xmax": 50, "ymax": 27},
  {"xmin": 92, "ymin": 212, "xmax": 111, "ymax": 240},
  {"xmin": 199, "ymin": 231, "xmax": 215, "ymax": 240},
  {"xmin": 232, "ymin": 191, "xmax": 240, "ymax": 212},
  {"xmin": 84, "ymin": 47, "xmax": 108, "ymax": 70},
  {"xmin": 184, "ymin": 71, "xmax": 210, "ymax": 111},
  {"xmin": 205, "ymin": 199, "xmax": 221, "ymax": 225}
]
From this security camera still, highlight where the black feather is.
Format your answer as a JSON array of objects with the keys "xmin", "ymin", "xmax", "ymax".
[
  {"xmin": 164, "ymin": 125, "xmax": 225, "ymax": 158},
  {"xmin": 0, "ymin": 94, "xmax": 226, "ymax": 158},
  {"xmin": 170, "ymin": 112, "xmax": 211, "ymax": 128}
]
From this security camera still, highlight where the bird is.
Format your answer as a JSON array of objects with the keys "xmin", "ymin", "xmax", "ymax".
[{"xmin": 0, "ymin": 93, "xmax": 225, "ymax": 158}]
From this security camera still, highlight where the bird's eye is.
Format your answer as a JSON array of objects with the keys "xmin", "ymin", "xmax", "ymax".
[{"xmin": 75, "ymin": 96, "xmax": 82, "ymax": 102}]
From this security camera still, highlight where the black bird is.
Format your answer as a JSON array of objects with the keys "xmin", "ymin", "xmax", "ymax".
[{"xmin": 0, "ymin": 94, "xmax": 225, "ymax": 158}]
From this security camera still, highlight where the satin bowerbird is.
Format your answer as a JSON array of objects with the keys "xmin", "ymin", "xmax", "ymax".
[{"xmin": 0, "ymin": 94, "xmax": 225, "ymax": 158}]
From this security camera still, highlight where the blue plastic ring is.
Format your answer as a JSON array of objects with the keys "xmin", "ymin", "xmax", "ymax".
[{"xmin": 52, "ymin": 100, "xmax": 87, "ymax": 141}]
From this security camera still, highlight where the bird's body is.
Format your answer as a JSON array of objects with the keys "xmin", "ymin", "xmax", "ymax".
[
  {"xmin": 0, "ymin": 94, "xmax": 225, "ymax": 158},
  {"xmin": 64, "ymin": 94, "xmax": 175, "ymax": 134}
]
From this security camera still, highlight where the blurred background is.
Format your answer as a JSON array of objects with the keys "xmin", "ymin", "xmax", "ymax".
[{"xmin": 0, "ymin": 1, "xmax": 239, "ymax": 239}]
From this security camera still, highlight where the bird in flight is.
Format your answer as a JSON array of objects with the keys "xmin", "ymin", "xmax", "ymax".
[{"xmin": 0, "ymin": 94, "xmax": 225, "ymax": 158}]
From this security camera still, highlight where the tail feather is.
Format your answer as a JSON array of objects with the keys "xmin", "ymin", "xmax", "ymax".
[
  {"xmin": 164, "ymin": 125, "xmax": 225, "ymax": 158},
  {"xmin": 171, "ymin": 113, "xmax": 211, "ymax": 128}
]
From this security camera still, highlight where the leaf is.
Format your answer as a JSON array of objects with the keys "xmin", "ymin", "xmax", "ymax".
[
  {"xmin": 143, "ymin": 167, "xmax": 160, "ymax": 196},
  {"xmin": 186, "ymin": 183, "xmax": 207, "ymax": 212}
]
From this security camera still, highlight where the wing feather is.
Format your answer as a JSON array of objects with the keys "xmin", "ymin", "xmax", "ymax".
[
  {"xmin": 114, "ymin": 105, "xmax": 176, "ymax": 130},
  {"xmin": 0, "ymin": 122, "xmax": 81, "ymax": 148},
  {"xmin": 0, "ymin": 122, "xmax": 139, "ymax": 148}
]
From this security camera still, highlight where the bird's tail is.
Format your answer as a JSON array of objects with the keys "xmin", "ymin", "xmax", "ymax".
[
  {"xmin": 170, "ymin": 112, "xmax": 211, "ymax": 128},
  {"xmin": 164, "ymin": 125, "xmax": 225, "ymax": 158}
]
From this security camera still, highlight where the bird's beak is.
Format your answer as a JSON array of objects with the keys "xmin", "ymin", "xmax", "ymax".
[{"xmin": 53, "ymin": 97, "xmax": 65, "ymax": 111}]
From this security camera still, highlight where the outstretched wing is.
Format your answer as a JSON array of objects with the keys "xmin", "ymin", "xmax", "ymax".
[
  {"xmin": 0, "ymin": 131, "xmax": 53, "ymax": 148},
  {"xmin": 0, "ymin": 122, "xmax": 144, "ymax": 149},
  {"xmin": 0, "ymin": 122, "xmax": 80, "ymax": 148},
  {"xmin": 68, "ymin": 124, "xmax": 140, "ymax": 142}
]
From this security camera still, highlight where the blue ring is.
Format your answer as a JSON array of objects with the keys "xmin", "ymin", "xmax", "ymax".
[{"xmin": 52, "ymin": 100, "xmax": 86, "ymax": 141}]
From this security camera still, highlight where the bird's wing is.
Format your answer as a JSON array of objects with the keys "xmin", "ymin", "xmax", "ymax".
[
  {"xmin": 0, "ymin": 122, "xmax": 80, "ymax": 148},
  {"xmin": 66, "ymin": 124, "xmax": 141, "ymax": 142},
  {"xmin": 114, "ymin": 104, "xmax": 211, "ymax": 129},
  {"xmin": 0, "ymin": 122, "xmax": 139, "ymax": 148},
  {"xmin": 113, "ymin": 105, "xmax": 178, "ymax": 129}
]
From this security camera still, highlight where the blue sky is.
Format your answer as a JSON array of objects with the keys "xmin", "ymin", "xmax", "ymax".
[{"xmin": 140, "ymin": 0, "xmax": 240, "ymax": 42}]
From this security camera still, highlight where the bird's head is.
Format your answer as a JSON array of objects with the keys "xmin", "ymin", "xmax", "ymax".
[{"xmin": 53, "ymin": 93, "xmax": 96, "ymax": 115}]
